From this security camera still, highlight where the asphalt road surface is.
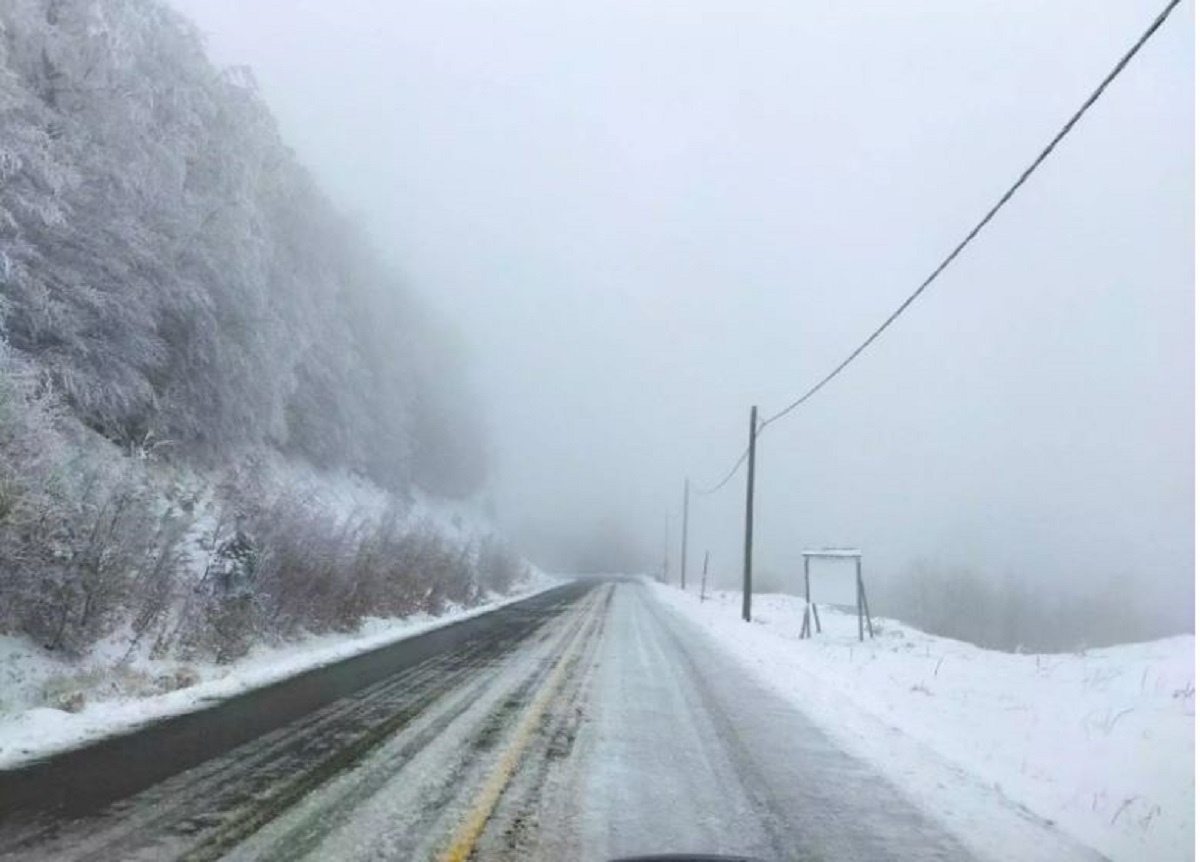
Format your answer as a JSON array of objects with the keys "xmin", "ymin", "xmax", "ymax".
[{"xmin": 0, "ymin": 581, "xmax": 1103, "ymax": 861}]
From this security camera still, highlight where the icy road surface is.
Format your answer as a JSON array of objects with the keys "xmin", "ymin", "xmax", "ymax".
[{"xmin": 0, "ymin": 581, "xmax": 1104, "ymax": 861}]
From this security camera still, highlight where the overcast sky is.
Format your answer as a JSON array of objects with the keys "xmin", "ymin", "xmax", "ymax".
[{"xmin": 169, "ymin": 0, "xmax": 1193, "ymax": 629}]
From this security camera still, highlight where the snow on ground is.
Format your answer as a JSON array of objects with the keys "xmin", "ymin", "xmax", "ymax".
[
  {"xmin": 0, "ymin": 453, "xmax": 542, "ymax": 772},
  {"xmin": 0, "ymin": 569, "xmax": 561, "ymax": 771},
  {"xmin": 653, "ymin": 584, "xmax": 1194, "ymax": 862}
]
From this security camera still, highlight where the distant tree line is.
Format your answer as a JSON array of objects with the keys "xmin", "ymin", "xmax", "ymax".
[
  {"xmin": 877, "ymin": 561, "xmax": 1165, "ymax": 653},
  {"xmin": 0, "ymin": 0, "xmax": 486, "ymax": 498}
]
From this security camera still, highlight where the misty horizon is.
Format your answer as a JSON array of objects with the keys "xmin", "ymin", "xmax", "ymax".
[{"xmin": 170, "ymin": 0, "xmax": 1193, "ymax": 639}]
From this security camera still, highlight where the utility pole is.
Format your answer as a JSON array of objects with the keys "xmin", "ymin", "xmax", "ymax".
[
  {"xmin": 742, "ymin": 405, "xmax": 758, "ymax": 622},
  {"xmin": 680, "ymin": 478, "xmax": 690, "ymax": 591},
  {"xmin": 662, "ymin": 513, "xmax": 670, "ymax": 583},
  {"xmin": 700, "ymin": 550, "xmax": 710, "ymax": 602}
]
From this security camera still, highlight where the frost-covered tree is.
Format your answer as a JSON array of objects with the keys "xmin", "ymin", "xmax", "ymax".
[{"xmin": 0, "ymin": 0, "xmax": 487, "ymax": 496}]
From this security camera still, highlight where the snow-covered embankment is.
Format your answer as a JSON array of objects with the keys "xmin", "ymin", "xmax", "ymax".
[
  {"xmin": 0, "ymin": 464, "xmax": 559, "ymax": 770},
  {"xmin": 0, "ymin": 572, "xmax": 559, "ymax": 771},
  {"xmin": 654, "ymin": 584, "xmax": 1193, "ymax": 862}
]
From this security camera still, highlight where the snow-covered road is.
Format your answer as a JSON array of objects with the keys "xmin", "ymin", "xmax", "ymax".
[
  {"xmin": 501, "ymin": 580, "xmax": 975, "ymax": 860},
  {"xmin": 488, "ymin": 582, "xmax": 1102, "ymax": 862},
  {"xmin": 0, "ymin": 581, "xmax": 1112, "ymax": 861}
]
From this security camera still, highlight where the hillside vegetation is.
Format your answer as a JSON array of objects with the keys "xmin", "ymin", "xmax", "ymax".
[
  {"xmin": 0, "ymin": 0, "xmax": 484, "ymax": 496},
  {"xmin": 0, "ymin": 0, "xmax": 519, "ymax": 664}
]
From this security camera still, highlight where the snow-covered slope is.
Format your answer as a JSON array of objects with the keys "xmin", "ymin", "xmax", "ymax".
[
  {"xmin": 654, "ymin": 585, "xmax": 1194, "ymax": 862},
  {"xmin": 0, "ymin": 455, "xmax": 555, "ymax": 770},
  {"xmin": 0, "ymin": 569, "xmax": 560, "ymax": 770}
]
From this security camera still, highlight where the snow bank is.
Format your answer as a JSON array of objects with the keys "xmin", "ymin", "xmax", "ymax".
[
  {"xmin": 654, "ymin": 585, "xmax": 1194, "ymax": 862},
  {"xmin": 0, "ymin": 569, "xmax": 560, "ymax": 770}
]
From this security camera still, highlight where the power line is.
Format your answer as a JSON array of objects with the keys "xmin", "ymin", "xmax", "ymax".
[
  {"xmin": 692, "ymin": 446, "xmax": 750, "ymax": 497},
  {"xmin": 760, "ymin": 0, "xmax": 1181, "ymax": 431},
  {"xmin": 691, "ymin": 0, "xmax": 1182, "ymax": 494}
]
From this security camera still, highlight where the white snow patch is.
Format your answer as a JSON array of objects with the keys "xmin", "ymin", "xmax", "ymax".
[
  {"xmin": 653, "ymin": 585, "xmax": 1194, "ymax": 862},
  {"xmin": 0, "ymin": 569, "xmax": 561, "ymax": 770}
]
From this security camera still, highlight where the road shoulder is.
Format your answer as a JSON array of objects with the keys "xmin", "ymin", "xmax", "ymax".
[{"xmin": 651, "ymin": 583, "xmax": 1118, "ymax": 862}]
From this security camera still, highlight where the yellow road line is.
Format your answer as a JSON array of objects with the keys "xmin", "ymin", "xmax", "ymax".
[{"xmin": 439, "ymin": 592, "xmax": 598, "ymax": 862}]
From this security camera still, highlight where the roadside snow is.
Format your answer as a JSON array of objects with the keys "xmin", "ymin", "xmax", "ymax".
[
  {"xmin": 653, "ymin": 585, "xmax": 1194, "ymax": 862},
  {"xmin": 0, "ymin": 570, "xmax": 561, "ymax": 770}
]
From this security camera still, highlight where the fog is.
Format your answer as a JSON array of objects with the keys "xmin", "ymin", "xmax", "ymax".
[{"xmin": 169, "ymin": 0, "xmax": 1193, "ymax": 635}]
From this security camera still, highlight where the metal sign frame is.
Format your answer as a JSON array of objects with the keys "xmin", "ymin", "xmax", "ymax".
[{"xmin": 799, "ymin": 549, "xmax": 874, "ymax": 641}]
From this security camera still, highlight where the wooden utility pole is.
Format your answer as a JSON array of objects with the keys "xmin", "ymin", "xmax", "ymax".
[
  {"xmin": 662, "ymin": 513, "xmax": 670, "ymax": 583},
  {"xmin": 742, "ymin": 405, "xmax": 758, "ymax": 622},
  {"xmin": 680, "ymin": 478, "xmax": 690, "ymax": 591},
  {"xmin": 700, "ymin": 550, "xmax": 710, "ymax": 602}
]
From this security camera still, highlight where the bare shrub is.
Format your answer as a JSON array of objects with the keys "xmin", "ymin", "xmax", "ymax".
[
  {"xmin": 248, "ymin": 490, "xmax": 349, "ymax": 638},
  {"xmin": 416, "ymin": 527, "xmax": 477, "ymax": 613},
  {"xmin": 126, "ymin": 510, "xmax": 194, "ymax": 661},
  {"xmin": 0, "ymin": 352, "xmax": 182, "ymax": 656},
  {"xmin": 173, "ymin": 482, "xmax": 526, "ymax": 663},
  {"xmin": 0, "ymin": 348, "xmax": 524, "ymax": 666},
  {"xmin": 344, "ymin": 511, "xmax": 425, "ymax": 620},
  {"xmin": 48, "ymin": 475, "xmax": 156, "ymax": 654},
  {"xmin": 477, "ymin": 536, "xmax": 526, "ymax": 596}
]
